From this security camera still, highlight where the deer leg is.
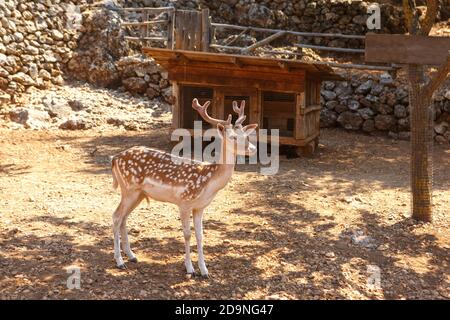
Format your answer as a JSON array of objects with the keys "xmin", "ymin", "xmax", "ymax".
[
  {"xmin": 112, "ymin": 191, "xmax": 141, "ymax": 269},
  {"xmin": 180, "ymin": 208, "xmax": 195, "ymax": 275},
  {"xmin": 120, "ymin": 193, "xmax": 145, "ymax": 263},
  {"xmin": 193, "ymin": 209, "xmax": 208, "ymax": 277},
  {"xmin": 113, "ymin": 203, "xmax": 126, "ymax": 269}
]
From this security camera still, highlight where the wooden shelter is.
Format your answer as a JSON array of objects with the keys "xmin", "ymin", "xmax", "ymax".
[
  {"xmin": 144, "ymin": 47, "xmax": 342, "ymax": 154},
  {"xmin": 123, "ymin": 8, "xmax": 391, "ymax": 154}
]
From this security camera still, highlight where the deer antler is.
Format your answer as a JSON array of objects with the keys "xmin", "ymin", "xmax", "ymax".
[
  {"xmin": 192, "ymin": 98, "xmax": 232, "ymax": 126},
  {"xmin": 232, "ymin": 100, "xmax": 246, "ymax": 126}
]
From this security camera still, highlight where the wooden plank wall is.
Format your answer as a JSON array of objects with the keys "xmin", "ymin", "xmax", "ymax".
[
  {"xmin": 168, "ymin": 69, "xmax": 305, "ymax": 92},
  {"xmin": 295, "ymin": 78, "xmax": 321, "ymax": 141},
  {"xmin": 175, "ymin": 10, "xmax": 203, "ymax": 51}
]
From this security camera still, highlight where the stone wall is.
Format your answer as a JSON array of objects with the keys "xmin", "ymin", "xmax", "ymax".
[
  {"xmin": 0, "ymin": 0, "xmax": 89, "ymax": 102},
  {"xmin": 120, "ymin": 0, "xmax": 447, "ymax": 46},
  {"xmin": 66, "ymin": 7, "xmax": 172, "ymax": 103},
  {"xmin": 320, "ymin": 73, "xmax": 450, "ymax": 144},
  {"xmin": 1, "ymin": 1, "xmax": 449, "ymax": 143}
]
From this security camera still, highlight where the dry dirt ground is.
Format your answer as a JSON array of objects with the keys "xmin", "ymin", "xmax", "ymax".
[{"xmin": 0, "ymin": 123, "xmax": 448, "ymax": 300}]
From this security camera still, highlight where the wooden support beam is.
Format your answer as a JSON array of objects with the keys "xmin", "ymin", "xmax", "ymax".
[
  {"xmin": 242, "ymin": 31, "xmax": 286, "ymax": 53},
  {"xmin": 125, "ymin": 36, "xmax": 167, "ymax": 41},
  {"xmin": 224, "ymin": 27, "xmax": 250, "ymax": 46},
  {"xmin": 212, "ymin": 23, "xmax": 366, "ymax": 40},
  {"xmin": 201, "ymin": 9, "xmax": 210, "ymax": 52},
  {"xmin": 295, "ymin": 43, "xmax": 365, "ymax": 54},
  {"xmin": 261, "ymin": 50, "xmax": 303, "ymax": 57},
  {"xmin": 167, "ymin": 9, "xmax": 175, "ymax": 49},
  {"xmin": 313, "ymin": 61, "xmax": 396, "ymax": 71},
  {"xmin": 139, "ymin": 11, "xmax": 148, "ymax": 42},
  {"xmin": 209, "ymin": 47, "xmax": 396, "ymax": 71},
  {"xmin": 119, "ymin": 7, "xmax": 175, "ymax": 14},
  {"xmin": 209, "ymin": 44, "xmax": 243, "ymax": 51},
  {"xmin": 231, "ymin": 57, "xmax": 244, "ymax": 68},
  {"xmin": 277, "ymin": 61, "xmax": 290, "ymax": 71},
  {"xmin": 121, "ymin": 20, "xmax": 168, "ymax": 27},
  {"xmin": 171, "ymin": 82, "xmax": 180, "ymax": 129},
  {"xmin": 174, "ymin": 52, "xmax": 190, "ymax": 63}
]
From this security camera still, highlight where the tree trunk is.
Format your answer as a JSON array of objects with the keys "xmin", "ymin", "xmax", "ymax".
[{"xmin": 408, "ymin": 64, "xmax": 433, "ymax": 222}]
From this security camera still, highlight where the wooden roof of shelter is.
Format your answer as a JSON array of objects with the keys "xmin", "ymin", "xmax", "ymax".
[{"xmin": 143, "ymin": 48, "xmax": 343, "ymax": 92}]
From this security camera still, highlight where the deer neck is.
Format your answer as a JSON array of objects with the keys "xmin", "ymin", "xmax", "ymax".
[{"xmin": 211, "ymin": 138, "xmax": 236, "ymax": 189}]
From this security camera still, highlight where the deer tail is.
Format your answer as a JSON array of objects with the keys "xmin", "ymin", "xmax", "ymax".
[{"xmin": 111, "ymin": 156, "xmax": 120, "ymax": 190}]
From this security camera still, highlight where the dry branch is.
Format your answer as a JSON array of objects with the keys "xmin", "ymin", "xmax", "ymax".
[
  {"xmin": 402, "ymin": 0, "xmax": 415, "ymax": 33},
  {"xmin": 423, "ymin": 51, "xmax": 450, "ymax": 98},
  {"xmin": 242, "ymin": 31, "xmax": 286, "ymax": 53},
  {"xmin": 420, "ymin": 0, "xmax": 438, "ymax": 36},
  {"xmin": 295, "ymin": 43, "xmax": 365, "ymax": 54}
]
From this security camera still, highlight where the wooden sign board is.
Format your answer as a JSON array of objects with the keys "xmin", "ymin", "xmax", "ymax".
[{"xmin": 365, "ymin": 34, "xmax": 450, "ymax": 65}]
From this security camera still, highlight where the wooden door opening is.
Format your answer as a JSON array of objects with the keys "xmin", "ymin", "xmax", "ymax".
[
  {"xmin": 262, "ymin": 91, "xmax": 296, "ymax": 137},
  {"xmin": 223, "ymin": 95, "xmax": 250, "ymax": 125},
  {"xmin": 181, "ymin": 85, "xmax": 214, "ymax": 129}
]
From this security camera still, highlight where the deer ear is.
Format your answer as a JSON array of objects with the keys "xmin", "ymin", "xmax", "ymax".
[
  {"xmin": 243, "ymin": 124, "xmax": 258, "ymax": 136},
  {"xmin": 217, "ymin": 123, "xmax": 225, "ymax": 138}
]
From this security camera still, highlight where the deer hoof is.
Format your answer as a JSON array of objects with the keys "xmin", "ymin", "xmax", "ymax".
[
  {"xmin": 117, "ymin": 263, "xmax": 127, "ymax": 270},
  {"xmin": 200, "ymin": 274, "xmax": 209, "ymax": 279},
  {"xmin": 186, "ymin": 272, "xmax": 196, "ymax": 279},
  {"xmin": 129, "ymin": 257, "xmax": 138, "ymax": 263}
]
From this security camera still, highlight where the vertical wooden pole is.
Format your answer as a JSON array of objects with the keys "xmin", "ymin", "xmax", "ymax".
[
  {"xmin": 172, "ymin": 82, "xmax": 180, "ymax": 130},
  {"xmin": 408, "ymin": 64, "xmax": 433, "ymax": 221},
  {"xmin": 167, "ymin": 8, "xmax": 175, "ymax": 49},
  {"xmin": 246, "ymin": 89, "xmax": 260, "ymax": 127},
  {"xmin": 141, "ymin": 10, "xmax": 149, "ymax": 46},
  {"xmin": 174, "ymin": 10, "xmax": 182, "ymax": 50},
  {"xmin": 215, "ymin": 90, "xmax": 225, "ymax": 120},
  {"xmin": 201, "ymin": 8, "xmax": 210, "ymax": 52},
  {"xmin": 193, "ymin": 11, "xmax": 202, "ymax": 51},
  {"xmin": 295, "ymin": 91, "xmax": 306, "ymax": 140}
]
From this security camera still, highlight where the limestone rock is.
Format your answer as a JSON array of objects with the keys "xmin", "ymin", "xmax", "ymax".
[
  {"xmin": 321, "ymin": 90, "xmax": 337, "ymax": 101},
  {"xmin": 247, "ymin": 4, "xmax": 274, "ymax": 28},
  {"xmin": 9, "ymin": 108, "xmax": 50, "ymax": 129},
  {"xmin": 123, "ymin": 77, "xmax": 147, "ymax": 94},
  {"xmin": 434, "ymin": 122, "xmax": 448, "ymax": 135},
  {"xmin": 375, "ymin": 115, "xmax": 396, "ymax": 131},
  {"xmin": 59, "ymin": 117, "xmax": 92, "ymax": 130},
  {"xmin": 337, "ymin": 111, "xmax": 363, "ymax": 130},
  {"xmin": 320, "ymin": 109, "xmax": 337, "ymax": 128},
  {"xmin": 355, "ymin": 80, "xmax": 373, "ymax": 95}
]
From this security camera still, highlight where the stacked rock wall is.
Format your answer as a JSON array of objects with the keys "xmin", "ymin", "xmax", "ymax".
[
  {"xmin": 320, "ymin": 74, "xmax": 450, "ymax": 143},
  {"xmin": 1, "ymin": 1, "xmax": 449, "ymax": 143},
  {"xmin": 66, "ymin": 7, "xmax": 172, "ymax": 103},
  {"xmin": 0, "ymin": 0, "xmax": 89, "ymax": 102},
  {"xmin": 121, "ymin": 0, "xmax": 447, "ymax": 46}
]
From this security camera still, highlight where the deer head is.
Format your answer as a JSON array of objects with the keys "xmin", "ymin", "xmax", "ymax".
[{"xmin": 192, "ymin": 98, "xmax": 258, "ymax": 157}]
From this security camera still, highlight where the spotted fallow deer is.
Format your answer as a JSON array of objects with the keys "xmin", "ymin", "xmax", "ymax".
[{"xmin": 111, "ymin": 99, "xmax": 258, "ymax": 277}]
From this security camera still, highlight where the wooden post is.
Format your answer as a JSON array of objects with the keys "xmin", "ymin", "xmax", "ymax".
[
  {"xmin": 201, "ymin": 8, "xmax": 210, "ymax": 52},
  {"xmin": 295, "ymin": 92, "xmax": 306, "ymax": 140},
  {"xmin": 242, "ymin": 31, "xmax": 286, "ymax": 53},
  {"xmin": 172, "ymin": 82, "xmax": 180, "ymax": 129},
  {"xmin": 363, "ymin": 0, "xmax": 449, "ymax": 221},
  {"xmin": 167, "ymin": 8, "xmax": 175, "ymax": 50},
  {"xmin": 193, "ymin": 11, "xmax": 202, "ymax": 51},
  {"xmin": 408, "ymin": 64, "xmax": 433, "ymax": 221},
  {"xmin": 141, "ymin": 10, "xmax": 149, "ymax": 46}
]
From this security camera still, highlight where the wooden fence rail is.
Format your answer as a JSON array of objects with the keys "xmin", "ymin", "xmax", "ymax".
[
  {"xmin": 120, "ymin": 7, "xmax": 398, "ymax": 72},
  {"xmin": 211, "ymin": 23, "xmax": 366, "ymax": 40},
  {"xmin": 119, "ymin": 6, "xmax": 175, "ymax": 48}
]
